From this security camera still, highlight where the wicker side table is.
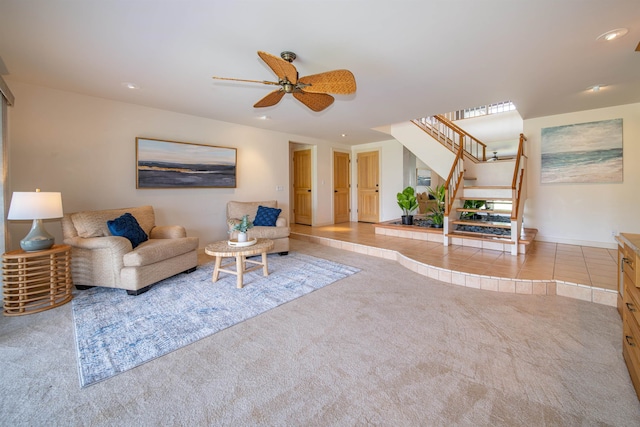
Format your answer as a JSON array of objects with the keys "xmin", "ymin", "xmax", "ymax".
[{"xmin": 2, "ymin": 244, "xmax": 73, "ymax": 316}]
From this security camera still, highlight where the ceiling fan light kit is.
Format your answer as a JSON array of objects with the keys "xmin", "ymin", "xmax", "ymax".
[{"xmin": 213, "ymin": 51, "xmax": 356, "ymax": 112}]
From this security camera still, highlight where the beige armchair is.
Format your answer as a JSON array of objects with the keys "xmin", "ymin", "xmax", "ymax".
[
  {"xmin": 226, "ymin": 200, "xmax": 289, "ymax": 255},
  {"xmin": 417, "ymin": 192, "xmax": 438, "ymax": 215},
  {"xmin": 62, "ymin": 205, "xmax": 199, "ymax": 295}
]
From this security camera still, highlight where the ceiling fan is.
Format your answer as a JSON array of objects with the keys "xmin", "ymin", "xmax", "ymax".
[{"xmin": 212, "ymin": 51, "xmax": 356, "ymax": 112}]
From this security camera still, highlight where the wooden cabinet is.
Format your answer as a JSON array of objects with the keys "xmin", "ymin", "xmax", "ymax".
[{"xmin": 620, "ymin": 233, "xmax": 640, "ymax": 400}]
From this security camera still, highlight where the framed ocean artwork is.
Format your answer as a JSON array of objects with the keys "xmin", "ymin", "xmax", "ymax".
[
  {"xmin": 540, "ymin": 119, "xmax": 623, "ymax": 184},
  {"xmin": 416, "ymin": 168, "xmax": 431, "ymax": 187},
  {"xmin": 136, "ymin": 138, "xmax": 237, "ymax": 188}
]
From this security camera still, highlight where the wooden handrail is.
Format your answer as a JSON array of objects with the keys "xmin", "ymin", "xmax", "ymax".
[
  {"xmin": 435, "ymin": 114, "xmax": 487, "ymax": 161},
  {"xmin": 444, "ymin": 141, "xmax": 465, "ymax": 215},
  {"xmin": 415, "ymin": 115, "xmax": 486, "ymax": 162},
  {"xmin": 511, "ymin": 133, "xmax": 527, "ymax": 189},
  {"xmin": 513, "ymin": 168, "xmax": 525, "ymax": 219},
  {"xmin": 435, "ymin": 114, "xmax": 486, "ymax": 147},
  {"xmin": 511, "ymin": 133, "xmax": 527, "ymax": 220}
]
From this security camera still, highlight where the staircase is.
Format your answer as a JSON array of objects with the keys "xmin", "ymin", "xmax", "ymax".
[{"xmin": 391, "ymin": 116, "xmax": 529, "ymax": 255}]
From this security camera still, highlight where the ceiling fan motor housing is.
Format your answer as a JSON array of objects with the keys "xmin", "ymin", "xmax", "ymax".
[{"xmin": 280, "ymin": 51, "xmax": 296, "ymax": 62}]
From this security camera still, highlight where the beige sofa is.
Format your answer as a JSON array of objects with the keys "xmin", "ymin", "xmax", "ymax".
[
  {"xmin": 227, "ymin": 200, "xmax": 289, "ymax": 255},
  {"xmin": 62, "ymin": 205, "xmax": 199, "ymax": 295}
]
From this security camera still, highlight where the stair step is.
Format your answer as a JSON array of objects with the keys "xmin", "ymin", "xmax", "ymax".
[
  {"xmin": 465, "ymin": 186, "xmax": 511, "ymax": 190},
  {"xmin": 452, "ymin": 220, "xmax": 511, "ymax": 228},
  {"xmin": 447, "ymin": 231, "xmax": 515, "ymax": 244},
  {"xmin": 456, "ymin": 209, "xmax": 512, "ymax": 215},
  {"xmin": 460, "ymin": 197, "xmax": 513, "ymax": 202}
]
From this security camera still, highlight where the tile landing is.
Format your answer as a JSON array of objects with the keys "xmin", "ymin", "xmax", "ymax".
[{"xmin": 290, "ymin": 222, "xmax": 619, "ymax": 308}]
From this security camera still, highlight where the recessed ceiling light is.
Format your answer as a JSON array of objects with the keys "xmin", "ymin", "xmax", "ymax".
[
  {"xmin": 596, "ymin": 28, "xmax": 628, "ymax": 42},
  {"xmin": 258, "ymin": 115, "xmax": 270, "ymax": 120},
  {"xmin": 122, "ymin": 82, "xmax": 139, "ymax": 90},
  {"xmin": 341, "ymin": 133, "xmax": 347, "ymax": 138},
  {"xmin": 587, "ymin": 84, "xmax": 606, "ymax": 92}
]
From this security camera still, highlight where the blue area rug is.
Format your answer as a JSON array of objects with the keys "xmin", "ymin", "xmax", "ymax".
[{"xmin": 72, "ymin": 252, "xmax": 359, "ymax": 387}]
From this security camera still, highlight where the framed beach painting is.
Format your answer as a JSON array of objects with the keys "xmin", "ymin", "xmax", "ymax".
[
  {"xmin": 540, "ymin": 119, "xmax": 623, "ymax": 184},
  {"xmin": 136, "ymin": 138, "xmax": 237, "ymax": 188},
  {"xmin": 416, "ymin": 168, "xmax": 431, "ymax": 187}
]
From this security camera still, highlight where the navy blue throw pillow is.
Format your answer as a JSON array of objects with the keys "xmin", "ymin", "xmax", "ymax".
[
  {"xmin": 253, "ymin": 205, "xmax": 281, "ymax": 227},
  {"xmin": 107, "ymin": 213, "xmax": 148, "ymax": 248}
]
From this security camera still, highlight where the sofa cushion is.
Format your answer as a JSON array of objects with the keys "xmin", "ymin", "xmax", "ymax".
[
  {"xmin": 71, "ymin": 206, "xmax": 155, "ymax": 238},
  {"xmin": 122, "ymin": 237, "xmax": 199, "ymax": 267},
  {"xmin": 227, "ymin": 200, "xmax": 277, "ymax": 222},
  {"xmin": 107, "ymin": 213, "xmax": 149, "ymax": 248},
  {"xmin": 253, "ymin": 205, "xmax": 281, "ymax": 226},
  {"xmin": 247, "ymin": 226, "xmax": 290, "ymax": 240}
]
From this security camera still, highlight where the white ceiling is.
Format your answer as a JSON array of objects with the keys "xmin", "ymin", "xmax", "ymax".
[{"xmin": 1, "ymin": 0, "xmax": 639, "ymax": 145}]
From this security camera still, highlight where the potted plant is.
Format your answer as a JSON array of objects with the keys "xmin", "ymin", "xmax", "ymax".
[
  {"xmin": 229, "ymin": 214, "xmax": 253, "ymax": 242},
  {"xmin": 397, "ymin": 186, "xmax": 419, "ymax": 225},
  {"xmin": 427, "ymin": 184, "xmax": 446, "ymax": 228}
]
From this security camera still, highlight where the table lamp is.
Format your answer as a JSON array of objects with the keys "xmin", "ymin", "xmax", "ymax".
[{"xmin": 7, "ymin": 189, "xmax": 64, "ymax": 252}]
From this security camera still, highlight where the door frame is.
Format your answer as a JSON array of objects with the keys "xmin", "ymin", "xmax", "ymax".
[
  {"xmin": 331, "ymin": 148, "xmax": 351, "ymax": 224},
  {"xmin": 289, "ymin": 142, "xmax": 316, "ymax": 225},
  {"xmin": 353, "ymin": 148, "xmax": 381, "ymax": 223}
]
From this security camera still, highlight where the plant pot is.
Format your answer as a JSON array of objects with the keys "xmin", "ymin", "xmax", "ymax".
[
  {"xmin": 401, "ymin": 215, "xmax": 413, "ymax": 225},
  {"xmin": 237, "ymin": 232, "xmax": 248, "ymax": 242}
]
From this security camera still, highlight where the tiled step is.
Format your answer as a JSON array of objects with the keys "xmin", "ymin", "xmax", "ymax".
[{"xmin": 447, "ymin": 230, "xmax": 514, "ymax": 243}]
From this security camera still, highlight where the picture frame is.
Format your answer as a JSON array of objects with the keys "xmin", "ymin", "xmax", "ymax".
[
  {"xmin": 136, "ymin": 137, "xmax": 237, "ymax": 188},
  {"xmin": 416, "ymin": 168, "xmax": 431, "ymax": 187},
  {"xmin": 540, "ymin": 119, "xmax": 623, "ymax": 184}
]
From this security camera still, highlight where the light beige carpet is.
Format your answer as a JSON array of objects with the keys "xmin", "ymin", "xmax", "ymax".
[{"xmin": 1, "ymin": 239, "xmax": 639, "ymax": 426}]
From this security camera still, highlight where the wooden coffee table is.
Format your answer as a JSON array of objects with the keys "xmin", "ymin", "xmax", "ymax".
[{"xmin": 204, "ymin": 238, "xmax": 274, "ymax": 288}]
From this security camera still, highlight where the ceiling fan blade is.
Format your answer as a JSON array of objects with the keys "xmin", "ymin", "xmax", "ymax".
[
  {"xmin": 293, "ymin": 91, "xmax": 334, "ymax": 112},
  {"xmin": 212, "ymin": 76, "xmax": 280, "ymax": 86},
  {"xmin": 298, "ymin": 69, "xmax": 356, "ymax": 94},
  {"xmin": 257, "ymin": 51, "xmax": 298, "ymax": 84},
  {"xmin": 254, "ymin": 89, "xmax": 285, "ymax": 108}
]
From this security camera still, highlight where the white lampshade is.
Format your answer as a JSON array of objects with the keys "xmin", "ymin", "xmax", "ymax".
[
  {"xmin": 8, "ymin": 190, "xmax": 63, "ymax": 220},
  {"xmin": 7, "ymin": 189, "xmax": 64, "ymax": 251}
]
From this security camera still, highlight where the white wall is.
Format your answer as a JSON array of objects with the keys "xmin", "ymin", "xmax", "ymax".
[
  {"xmin": 390, "ymin": 121, "xmax": 455, "ymax": 180},
  {"xmin": 524, "ymin": 102, "xmax": 640, "ymax": 248},
  {"xmin": 352, "ymin": 139, "xmax": 404, "ymax": 222},
  {"xmin": 6, "ymin": 81, "xmax": 333, "ymax": 250}
]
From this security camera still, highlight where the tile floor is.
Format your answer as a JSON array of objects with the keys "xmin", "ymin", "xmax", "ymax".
[{"xmin": 290, "ymin": 222, "xmax": 619, "ymax": 292}]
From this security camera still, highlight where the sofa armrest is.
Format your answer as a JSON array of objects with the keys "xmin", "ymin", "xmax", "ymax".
[
  {"xmin": 149, "ymin": 225, "xmax": 187, "ymax": 239},
  {"xmin": 64, "ymin": 235, "xmax": 131, "ymax": 252},
  {"xmin": 63, "ymin": 236, "xmax": 131, "ymax": 288}
]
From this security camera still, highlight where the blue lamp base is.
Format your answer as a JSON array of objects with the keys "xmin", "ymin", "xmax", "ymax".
[{"xmin": 20, "ymin": 219, "xmax": 55, "ymax": 252}]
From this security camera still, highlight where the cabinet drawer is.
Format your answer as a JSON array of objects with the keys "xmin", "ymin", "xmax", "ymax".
[
  {"xmin": 623, "ymin": 244, "xmax": 638, "ymax": 287},
  {"xmin": 625, "ymin": 279, "xmax": 640, "ymax": 328},
  {"xmin": 624, "ymin": 319, "xmax": 640, "ymax": 366},
  {"xmin": 623, "ymin": 320, "xmax": 640, "ymax": 400}
]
